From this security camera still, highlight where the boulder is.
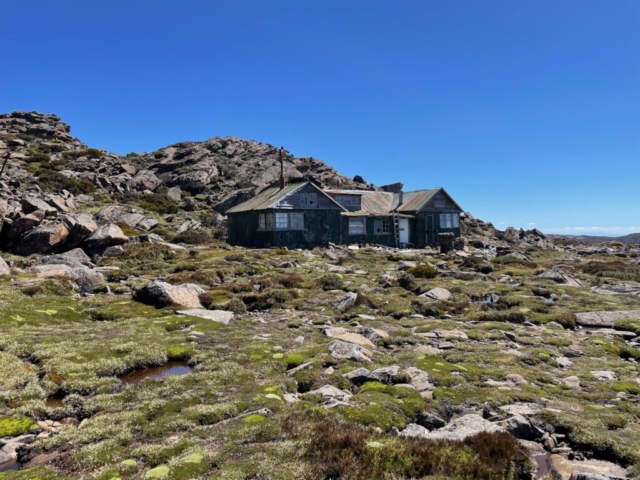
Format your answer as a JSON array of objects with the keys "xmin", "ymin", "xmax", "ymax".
[
  {"xmin": 416, "ymin": 412, "xmax": 447, "ymax": 430},
  {"xmin": 563, "ymin": 376, "xmax": 581, "ymax": 389},
  {"xmin": 575, "ymin": 310, "xmax": 640, "ymax": 328},
  {"xmin": 0, "ymin": 256, "xmax": 10, "ymax": 275},
  {"xmin": 342, "ymin": 368, "xmax": 375, "ymax": 385},
  {"xmin": 536, "ymin": 269, "xmax": 582, "ymax": 287},
  {"xmin": 308, "ymin": 385, "xmax": 352, "ymax": 402},
  {"xmin": 42, "ymin": 248, "xmax": 93, "ymax": 268},
  {"xmin": 135, "ymin": 281, "xmax": 205, "ymax": 309},
  {"xmin": 498, "ymin": 414, "xmax": 543, "ymax": 440},
  {"xmin": 128, "ymin": 170, "xmax": 162, "ymax": 191},
  {"xmin": 422, "ymin": 287, "xmax": 452, "ymax": 301},
  {"xmin": 60, "ymin": 214, "xmax": 98, "ymax": 248},
  {"xmin": 84, "ymin": 223, "xmax": 128, "ymax": 249},
  {"xmin": 324, "ymin": 327, "xmax": 375, "ymax": 348},
  {"xmin": 16, "ymin": 222, "xmax": 69, "ymax": 255},
  {"xmin": 166, "ymin": 186, "xmax": 182, "ymax": 202},
  {"xmin": 399, "ymin": 423, "xmax": 429, "ymax": 438},
  {"xmin": 370, "ymin": 365, "xmax": 407, "ymax": 385},
  {"xmin": 8, "ymin": 213, "xmax": 43, "ymax": 239},
  {"xmin": 424, "ymin": 414, "xmax": 505, "ymax": 441},
  {"xmin": 590, "ymin": 370, "xmax": 616, "ymax": 381},
  {"xmin": 74, "ymin": 270, "xmax": 105, "ymax": 293},
  {"xmin": 21, "ymin": 196, "xmax": 57, "ymax": 216},
  {"xmin": 356, "ymin": 326, "xmax": 389, "ymax": 344},
  {"xmin": 328, "ymin": 340, "xmax": 372, "ymax": 363},
  {"xmin": 406, "ymin": 366, "xmax": 435, "ymax": 394},
  {"xmin": 176, "ymin": 309, "xmax": 234, "ymax": 325},
  {"xmin": 333, "ymin": 292, "xmax": 357, "ymax": 312}
]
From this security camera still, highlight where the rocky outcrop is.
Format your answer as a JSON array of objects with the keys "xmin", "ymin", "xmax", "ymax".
[
  {"xmin": 83, "ymin": 224, "xmax": 128, "ymax": 250},
  {"xmin": 16, "ymin": 222, "xmax": 69, "ymax": 255},
  {"xmin": 0, "ymin": 255, "xmax": 9, "ymax": 275},
  {"xmin": 575, "ymin": 310, "xmax": 640, "ymax": 328}
]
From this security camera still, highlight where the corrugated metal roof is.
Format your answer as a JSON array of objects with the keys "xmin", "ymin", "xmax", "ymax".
[
  {"xmin": 341, "ymin": 212, "xmax": 414, "ymax": 218},
  {"xmin": 226, "ymin": 183, "xmax": 306, "ymax": 213},
  {"xmin": 396, "ymin": 189, "xmax": 440, "ymax": 212},
  {"xmin": 324, "ymin": 189, "xmax": 394, "ymax": 214}
]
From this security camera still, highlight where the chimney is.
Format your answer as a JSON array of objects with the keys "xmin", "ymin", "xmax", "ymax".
[{"xmin": 279, "ymin": 147, "xmax": 285, "ymax": 190}]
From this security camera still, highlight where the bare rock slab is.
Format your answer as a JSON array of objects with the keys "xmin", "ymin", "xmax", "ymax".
[
  {"xmin": 424, "ymin": 414, "xmax": 505, "ymax": 441},
  {"xmin": 575, "ymin": 310, "xmax": 640, "ymax": 328},
  {"xmin": 328, "ymin": 340, "xmax": 372, "ymax": 363},
  {"xmin": 0, "ymin": 256, "xmax": 9, "ymax": 275},
  {"xmin": 84, "ymin": 223, "xmax": 128, "ymax": 249},
  {"xmin": 324, "ymin": 327, "xmax": 375, "ymax": 348},
  {"xmin": 177, "ymin": 309, "xmax": 234, "ymax": 325}
]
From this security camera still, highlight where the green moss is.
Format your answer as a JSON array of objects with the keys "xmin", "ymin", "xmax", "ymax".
[
  {"xmin": 284, "ymin": 353, "xmax": 305, "ymax": 369},
  {"xmin": 614, "ymin": 318, "xmax": 640, "ymax": 335},
  {"xmin": 242, "ymin": 414, "xmax": 267, "ymax": 425},
  {"xmin": 611, "ymin": 381, "xmax": 640, "ymax": 395},
  {"xmin": 167, "ymin": 346, "xmax": 191, "ymax": 361},
  {"xmin": 144, "ymin": 465, "xmax": 170, "ymax": 479},
  {"xmin": 0, "ymin": 417, "xmax": 39, "ymax": 437}
]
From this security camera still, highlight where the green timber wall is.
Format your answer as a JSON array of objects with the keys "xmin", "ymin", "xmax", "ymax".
[
  {"xmin": 227, "ymin": 210, "xmax": 343, "ymax": 247},
  {"xmin": 413, "ymin": 213, "xmax": 461, "ymax": 246},
  {"xmin": 338, "ymin": 216, "xmax": 398, "ymax": 247}
]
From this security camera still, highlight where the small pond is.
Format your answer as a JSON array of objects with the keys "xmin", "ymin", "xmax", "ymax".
[
  {"xmin": 119, "ymin": 361, "xmax": 192, "ymax": 385},
  {"xmin": 0, "ymin": 459, "xmax": 22, "ymax": 472},
  {"xmin": 534, "ymin": 454, "xmax": 551, "ymax": 479}
]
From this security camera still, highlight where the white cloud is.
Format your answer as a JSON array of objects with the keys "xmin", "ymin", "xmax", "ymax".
[{"xmin": 526, "ymin": 222, "xmax": 536, "ymax": 226}]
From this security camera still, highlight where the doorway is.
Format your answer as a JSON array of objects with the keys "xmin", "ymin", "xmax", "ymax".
[{"xmin": 399, "ymin": 218, "xmax": 409, "ymax": 244}]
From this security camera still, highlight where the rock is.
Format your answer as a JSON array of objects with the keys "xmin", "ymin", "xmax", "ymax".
[
  {"xmin": 28, "ymin": 263, "xmax": 75, "ymax": 278},
  {"xmin": 16, "ymin": 222, "xmax": 69, "ymax": 255},
  {"xmin": 586, "ymin": 328, "xmax": 637, "ymax": 340},
  {"xmin": 556, "ymin": 357, "xmax": 574, "ymax": 368},
  {"xmin": 422, "ymin": 287, "xmax": 451, "ymax": 300},
  {"xmin": 176, "ymin": 309, "xmax": 234, "ymax": 325},
  {"xmin": 548, "ymin": 454, "xmax": 628, "ymax": 480},
  {"xmin": 399, "ymin": 423, "xmax": 429, "ymax": 437},
  {"xmin": 166, "ymin": 186, "xmax": 181, "ymax": 202},
  {"xmin": 356, "ymin": 326, "xmax": 389, "ymax": 344},
  {"xmin": 370, "ymin": 365, "xmax": 406, "ymax": 385},
  {"xmin": 424, "ymin": 414, "xmax": 505, "ymax": 440},
  {"xmin": 434, "ymin": 329, "xmax": 468, "ymax": 340},
  {"xmin": 342, "ymin": 367, "xmax": 374, "ymax": 385},
  {"xmin": 74, "ymin": 270, "xmax": 105, "ymax": 293},
  {"xmin": 333, "ymin": 292, "xmax": 358, "ymax": 312},
  {"xmin": 42, "ymin": 248, "xmax": 93, "ymax": 268},
  {"xmin": 0, "ymin": 256, "xmax": 9, "ymax": 275},
  {"xmin": 128, "ymin": 170, "xmax": 162, "ymax": 191},
  {"xmin": 499, "ymin": 414, "xmax": 543, "ymax": 440},
  {"xmin": 536, "ymin": 269, "xmax": 582, "ymax": 287},
  {"xmin": 591, "ymin": 284, "xmax": 640, "ymax": 296},
  {"xmin": 328, "ymin": 340, "xmax": 372, "ymax": 362},
  {"xmin": 84, "ymin": 223, "xmax": 128, "ymax": 249},
  {"xmin": 563, "ymin": 376, "xmax": 581, "ymax": 389},
  {"xmin": 308, "ymin": 385, "xmax": 352, "ymax": 402},
  {"xmin": 21, "ymin": 196, "xmax": 57, "ymax": 216},
  {"xmin": 137, "ymin": 218, "xmax": 158, "ymax": 231},
  {"xmin": 60, "ymin": 213, "xmax": 98, "ymax": 248},
  {"xmin": 134, "ymin": 281, "xmax": 205, "ymax": 309},
  {"xmin": 416, "ymin": 412, "xmax": 447, "ymax": 430},
  {"xmin": 575, "ymin": 310, "xmax": 640, "ymax": 328},
  {"xmin": 324, "ymin": 328, "xmax": 375, "ymax": 348},
  {"xmin": 590, "ymin": 370, "xmax": 616, "ymax": 381},
  {"xmin": 8, "ymin": 213, "xmax": 44, "ymax": 240},
  {"xmin": 406, "ymin": 367, "xmax": 435, "ymax": 394},
  {"xmin": 503, "ymin": 331, "xmax": 517, "ymax": 342},
  {"xmin": 285, "ymin": 362, "xmax": 313, "ymax": 376}
]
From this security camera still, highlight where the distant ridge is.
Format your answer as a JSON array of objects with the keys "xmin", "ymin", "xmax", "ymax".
[{"xmin": 549, "ymin": 233, "xmax": 640, "ymax": 245}]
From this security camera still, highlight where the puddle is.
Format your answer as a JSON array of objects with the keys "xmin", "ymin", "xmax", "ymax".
[
  {"xmin": 534, "ymin": 454, "xmax": 551, "ymax": 479},
  {"xmin": 119, "ymin": 362, "xmax": 192, "ymax": 385},
  {"xmin": 0, "ymin": 459, "xmax": 21, "ymax": 472}
]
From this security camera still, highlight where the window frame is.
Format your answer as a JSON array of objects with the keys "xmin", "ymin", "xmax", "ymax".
[
  {"xmin": 258, "ymin": 213, "xmax": 266, "ymax": 230},
  {"xmin": 275, "ymin": 212, "xmax": 289, "ymax": 230},
  {"xmin": 374, "ymin": 218, "xmax": 390, "ymax": 235},
  {"xmin": 290, "ymin": 212, "xmax": 305, "ymax": 230},
  {"xmin": 348, "ymin": 217, "xmax": 366, "ymax": 235}
]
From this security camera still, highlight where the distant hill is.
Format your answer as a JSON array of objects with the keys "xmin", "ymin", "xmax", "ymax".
[{"xmin": 549, "ymin": 233, "xmax": 640, "ymax": 245}]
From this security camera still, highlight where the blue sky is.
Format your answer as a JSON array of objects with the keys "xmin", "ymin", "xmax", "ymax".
[{"xmin": 2, "ymin": 1, "xmax": 638, "ymax": 236}]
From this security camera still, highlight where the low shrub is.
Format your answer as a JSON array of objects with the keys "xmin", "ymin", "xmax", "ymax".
[
  {"xmin": 318, "ymin": 273, "xmax": 344, "ymax": 291},
  {"xmin": 276, "ymin": 273, "xmax": 304, "ymax": 288},
  {"xmin": 223, "ymin": 297, "xmax": 247, "ymax": 314},
  {"xmin": 614, "ymin": 319, "xmax": 640, "ymax": 336},
  {"xmin": 476, "ymin": 310, "xmax": 527, "ymax": 323},
  {"xmin": 62, "ymin": 148, "xmax": 103, "ymax": 159},
  {"xmin": 139, "ymin": 193, "xmax": 178, "ymax": 214},
  {"xmin": 35, "ymin": 169, "xmax": 96, "ymax": 195},
  {"xmin": 406, "ymin": 264, "xmax": 438, "ymax": 279},
  {"xmin": 171, "ymin": 230, "xmax": 214, "ymax": 245}
]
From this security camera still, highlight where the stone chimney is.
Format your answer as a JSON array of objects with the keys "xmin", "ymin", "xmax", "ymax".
[{"xmin": 279, "ymin": 147, "xmax": 285, "ymax": 190}]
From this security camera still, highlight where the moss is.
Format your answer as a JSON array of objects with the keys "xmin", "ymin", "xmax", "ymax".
[
  {"xmin": 167, "ymin": 346, "xmax": 191, "ymax": 361},
  {"xmin": 611, "ymin": 381, "xmax": 640, "ymax": 395},
  {"xmin": 0, "ymin": 416, "xmax": 39, "ymax": 437},
  {"xmin": 284, "ymin": 353, "xmax": 305, "ymax": 369},
  {"xmin": 242, "ymin": 414, "xmax": 267, "ymax": 425},
  {"xmin": 614, "ymin": 318, "xmax": 640, "ymax": 335},
  {"xmin": 144, "ymin": 465, "xmax": 170, "ymax": 479}
]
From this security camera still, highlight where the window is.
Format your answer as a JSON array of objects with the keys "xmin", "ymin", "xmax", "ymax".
[
  {"xmin": 301, "ymin": 192, "xmax": 317, "ymax": 205},
  {"xmin": 349, "ymin": 217, "xmax": 366, "ymax": 235},
  {"xmin": 439, "ymin": 213, "xmax": 460, "ymax": 229},
  {"xmin": 374, "ymin": 219, "xmax": 390, "ymax": 234},
  {"xmin": 336, "ymin": 195, "xmax": 360, "ymax": 207},
  {"xmin": 258, "ymin": 212, "xmax": 304, "ymax": 231},
  {"xmin": 275, "ymin": 212, "xmax": 289, "ymax": 229},
  {"xmin": 290, "ymin": 212, "xmax": 304, "ymax": 230}
]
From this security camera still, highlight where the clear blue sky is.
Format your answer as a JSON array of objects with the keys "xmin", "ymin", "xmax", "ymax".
[{"xmin": 2, "ymin": 1, "xmax": 639, "ymax": 236}]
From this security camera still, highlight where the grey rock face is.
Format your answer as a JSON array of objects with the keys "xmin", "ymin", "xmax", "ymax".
[
  {"xmin": 575, "ymin": 310, "xmax": 640, "ymax": 328},
  {"xmin": 328, "ymin": 340, "xmax": 372, "ymax": 363},
  {"xmin": 416, "ymin": 412, "xmax": 447, "ymax": 430},
  {"xmin": 424, "ymin": 414, "xmax": 505, "ymax": 441},
  {"xmin": 84, "ymin": 223, "xmax": 128, "ymax": 249},
  {"xmin": 176, "ymin": 309, "xmax": 234, "ymax": 324},
  {"xmin": 16, "ymin": 222, "xmax": 70, "ymax": 255},
  {"xmin": 333, "ymin": 292, "xmax": 358, "ymax": 312},
  {"xmin": 0, "ymin": 256, "xmax": 10, "ymax": 275}
]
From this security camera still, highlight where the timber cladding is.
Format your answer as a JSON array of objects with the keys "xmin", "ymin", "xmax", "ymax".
[{"xmin": 226, "ymin": 181, "xmax": 463, "ymax": 248}]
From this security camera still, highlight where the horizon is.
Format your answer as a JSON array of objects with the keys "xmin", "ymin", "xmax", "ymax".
[{"xmin": 2, "ymin": 1, "xmax": 638, "ymax": 237}]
